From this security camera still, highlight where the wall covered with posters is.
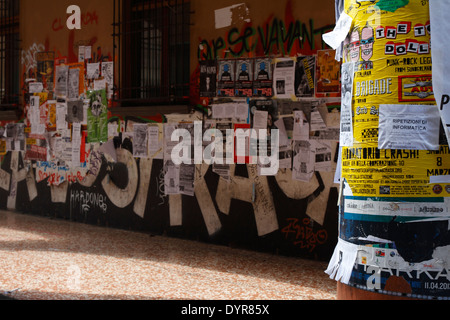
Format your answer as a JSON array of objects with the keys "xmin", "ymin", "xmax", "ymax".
[{"xmin": 0, "ymin": 0, "xmax": 343, "ymax": 261}]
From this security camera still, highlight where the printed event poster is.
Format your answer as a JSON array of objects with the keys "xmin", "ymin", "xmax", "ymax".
[
  {"xmin": 295, "ymin": 55, "xmax": 316, "ymax": 97},
  {"xmin": 315, "ymin": 50, "xmax": 340, "ymax": 95},
  {"xmin": 25, "ymin": 134, "xmax": 47, "ymax": 161},
  {"xmin": 339, "ymin": 0, "xmax": 443, "ymax": 197},
  {"xmin": 199, "ymin": 60, "xmax": 217, "ymax": 98},
  {"xmin": 253, "ymin": 58, "xmax": 273, "ymax": 97},
  {"xmin": 342, "ymin": 3, "xmax": 434, "ymax": 146},
  {"xmin": 47, "ymin": 100, "xmax": 57, "ymax": 131},
  {"xmin": 0, "ymin": 139, "xmax": 6, "ymax": 156},
  {"xmin": 36, "ymin": 51, "xmax": 55, "ymax": 91},
  {"xmin": 217, "ymin": 59, "xmax": 235, "ymax": 97},
  {"xmin": 341, "ymin": 145, "xmax": 450, "ymax": 197},
  {"xmin": 273, "ymin": 57, "xmax": 296, "ymax": 99},
  {"xmin": 87, "ymin": 89, "xmax": 108, "ymax": 143},
  {"xmin": 235, "ymin": 59, "xmax": 253, "ymax": 97}
]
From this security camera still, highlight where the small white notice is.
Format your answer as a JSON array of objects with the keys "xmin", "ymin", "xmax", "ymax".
[{"xmin": 378, "ymin": 104, "xmax": 440, "ymax": 150}]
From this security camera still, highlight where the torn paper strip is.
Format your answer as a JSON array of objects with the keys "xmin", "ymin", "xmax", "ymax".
[
  {"xmin": 325, "ymin": 238, "xmax": 358, "ymax": 284},
  {"xmin": 322, "ymin": 11, "xmax": 353, "ymax": 50}
]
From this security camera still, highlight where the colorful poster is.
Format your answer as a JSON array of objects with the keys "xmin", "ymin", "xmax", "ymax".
[
  {"xmin": 341, "ymin": 145, "xmax": 450, "ymax": 197},
  {"xmin": 25, "ymin": 134, "xmax": 47, "ymax": 161},
  {"xmin": 295, "ymin": 56, "xmax": 316, "ymax": 97},
  {"xmin": 253, "ymin": 58, "xmax": 273, "ymax": 97},
  {"xmin": 217, "ymin": 59, "xmax": 235, "ymax": 97},
  {"xmin": 36, "ymin": 51, "xmax": 55, "ymax": 92},
  {"xmin": 0, "ymin": 139, "xmax": 6, "ymax": 156},
  {"xmin": 344, "ymin": 7, "xmax": 434, "ymax": 146},
  {"xmin": 235, "ymin": 59, "xmax": 253, "ymax": 97},
  {"xmin": 326, "ymin": 0, "xmax": 450, "ymax": 300},
  {"xmin": 316, "ymin": 49, "xmax": 340, "ymax": 94},
  {"xmin": 47, "ymin": 100, "xmax": 57, "ymax": 132},
  {"xmin": 87, "ymin": 89, "xmax": 108, "ymax": 143}
]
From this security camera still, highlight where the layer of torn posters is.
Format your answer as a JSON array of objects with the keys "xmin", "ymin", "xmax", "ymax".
[
  {"xmin": 9, "ymin": 46, "xmax": 113, "ymax": 188},
  {"xmin": 2, "ymin": 45, "xmax": 343, "ymax": 214},
  {"xmin": 322, "ymin": 0, "xmax": 450, "ymax": 299}
]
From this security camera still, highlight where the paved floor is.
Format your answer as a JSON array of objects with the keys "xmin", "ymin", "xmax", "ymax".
[{"xmin": 0, "ymin": 210, "xmax": 337, "ymax": 300}]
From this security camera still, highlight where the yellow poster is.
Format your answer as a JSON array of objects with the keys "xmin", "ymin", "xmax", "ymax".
[
  {"xmin": 47, "ymin": 100, "xmax": 57, "ymax": 131},
  {"xmin": 340, "ymin": 0, "xmax": 447, "ymax": 198},
  {"xmin": 0, "ymin": 140, "xmax": 5, "ymax": 155},
  {"xmin": 342, "ymin": 145, "xmax": 450, "ymax": 197},
  {"xmin": 343, "ymin": 0, "xmax": 434, "ymax": 145}
]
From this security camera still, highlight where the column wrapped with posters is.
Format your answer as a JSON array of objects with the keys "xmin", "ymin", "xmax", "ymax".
[{"xmin": 326, "ymin": 0, "xmax": 450, "ymax": 299}]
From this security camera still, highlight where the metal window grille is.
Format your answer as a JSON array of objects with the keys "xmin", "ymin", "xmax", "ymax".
[
  {"xmin": 0, "ymin": 0, "xmax": 19, "ymax": 109},
  {"xmin": 113, "ymin": 0, "xmax": 191, "ymax": 107}
]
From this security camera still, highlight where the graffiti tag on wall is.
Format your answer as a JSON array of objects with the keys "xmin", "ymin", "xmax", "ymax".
[{"xmin": 198, "ymin": 17, "xmax": 334, "ymax": 60}]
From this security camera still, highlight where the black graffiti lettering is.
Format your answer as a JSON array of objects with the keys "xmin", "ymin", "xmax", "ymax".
[
  {"xmin": 227, "ymin": 27, "xmax": 255, "ymax": 57},
  {"xmin": 197, "ymin": 38, "xmax": 226, "ymax": 61},
  {"xmin": 199, "ymin": 18, "xmax": 333, "ymax": 60},
  {"xmin": 266, "ymin": 19, "xmax": 282, "ymax": 54},
  {"xmin": 213, "ymin": 37, "xmax": 226, "ymax": 59}
]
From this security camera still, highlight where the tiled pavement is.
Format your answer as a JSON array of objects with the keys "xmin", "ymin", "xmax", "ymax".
[{"xmin": 0, "ymin": 210, "xmax": 337, "ymax": 301}]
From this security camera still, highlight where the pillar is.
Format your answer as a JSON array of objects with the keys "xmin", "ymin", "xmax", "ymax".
[{"xmin": 325, "ymin": 0, "xmax": 450, "ymax": 300}]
